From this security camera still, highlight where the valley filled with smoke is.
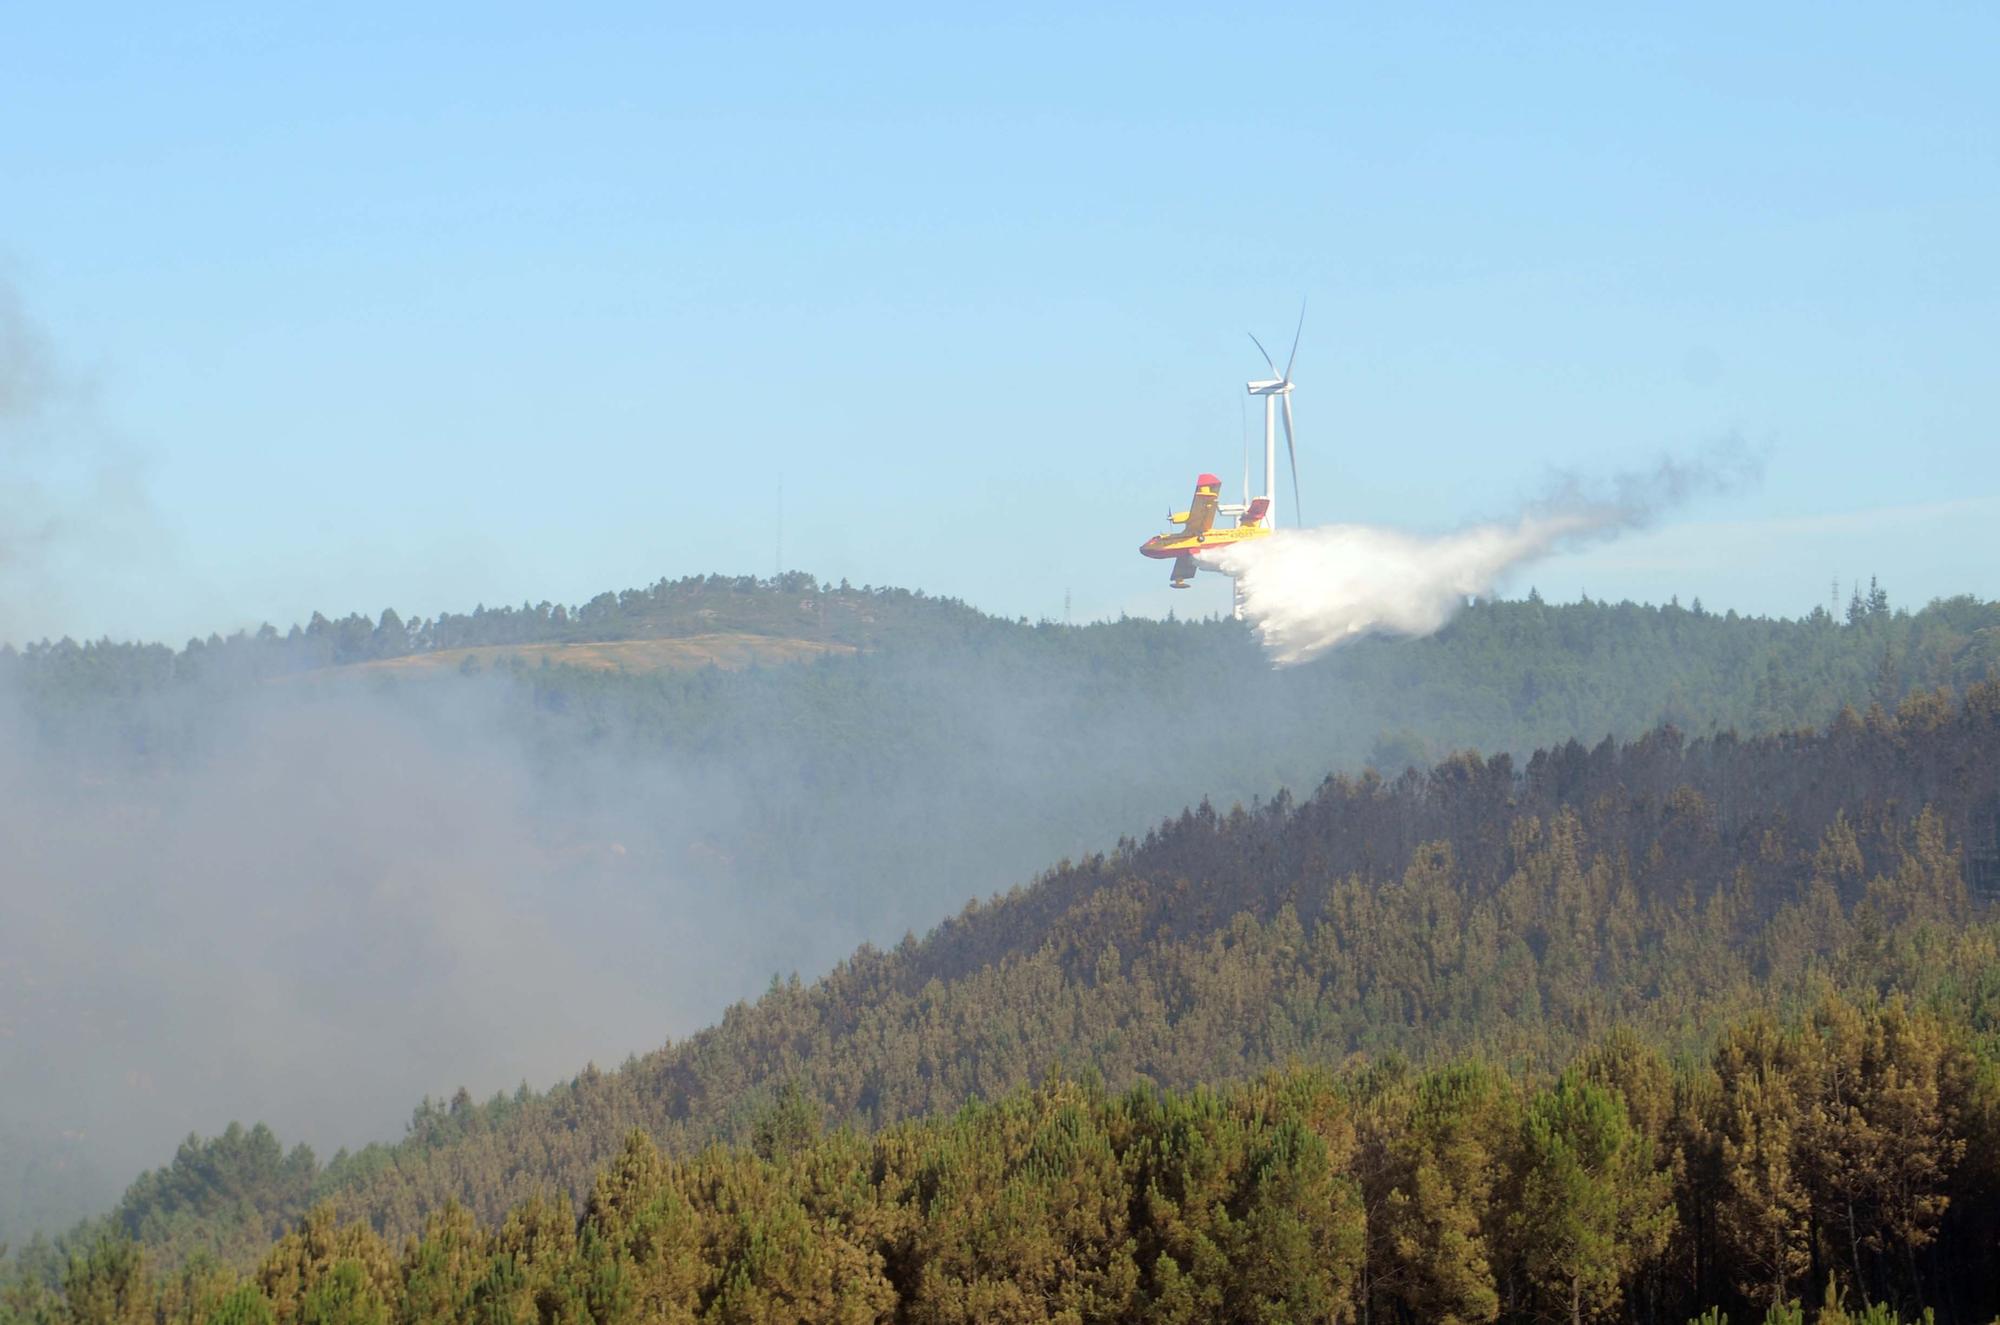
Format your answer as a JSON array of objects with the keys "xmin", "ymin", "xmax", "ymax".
[
  {"xmin": 0, "ymin": 677, "xmax": 732, "ymax": 1239},
  {"xmin": 0, "ymin": 622, "xmax": 1281, "ymax": 1241}
]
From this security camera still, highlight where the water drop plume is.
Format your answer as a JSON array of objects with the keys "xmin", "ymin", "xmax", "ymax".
[{"xmin": 1214, "ymin": 442, "xmax": 1759, "ymax": 665}]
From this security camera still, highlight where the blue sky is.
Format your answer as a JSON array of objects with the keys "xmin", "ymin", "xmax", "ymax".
[{"xmin": 3, "ymin": 3, "xmax": 1994, "ymax": 643}]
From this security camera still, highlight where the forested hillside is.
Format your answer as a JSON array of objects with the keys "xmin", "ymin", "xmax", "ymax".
[
  {"xmin": 14, "ymin": 681, "xmax": 1993, "ymax": 1317},
  {"xmin": 10, "ymin": 575, "xmax": 2000, "ymax": 761},
  {"xmin": 12, "ymin": 577, "xmax": 2000, "ymax": 830},
  {"xmin": 13, "ymin": 995, "xmax": 2000, "ymax": 1325},
  {"xmin": 10, "ymin": 575, "xmax": 1999, "ymax": 947},
  {"xmin": 5, "ymin": 577, "xmax": 1999, "ymax": 1282}
]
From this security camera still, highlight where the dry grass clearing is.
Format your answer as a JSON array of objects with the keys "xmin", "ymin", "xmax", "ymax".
[{"xmin": 326, "ymin": 632, "xmax": 855, "ymax": 678}]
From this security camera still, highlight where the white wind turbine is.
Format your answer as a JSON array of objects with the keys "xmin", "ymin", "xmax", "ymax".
[{"xmin": 1244, "ymin": 304, "xmax": 1305, "ymax": 528}]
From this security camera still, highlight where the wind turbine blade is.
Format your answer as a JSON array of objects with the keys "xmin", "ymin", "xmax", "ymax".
[
  {"xmin": 1282, "ymin": 393, "xmax": 1301, "ymax": 525},
  {"xmin": 1283, "ymin": 299, "xmax": 1306, "ymax": 381},
  {"xmin": 1248, "ymin": 332, "xmax": 1279, "ymax": 379}
]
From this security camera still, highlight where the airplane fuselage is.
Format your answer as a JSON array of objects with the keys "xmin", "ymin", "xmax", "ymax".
[{"xmin": 1138, "ymin": 523, "xmax": 1271, "ymax": 562}]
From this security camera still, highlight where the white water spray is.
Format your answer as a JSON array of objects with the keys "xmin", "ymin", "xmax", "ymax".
[{"xmin": 1213, "ymin": 448, "xmax": 1758, "ymax": 665}]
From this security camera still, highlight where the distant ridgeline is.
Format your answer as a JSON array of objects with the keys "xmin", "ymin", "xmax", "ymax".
[
  {"xmin": 13, "ymin": 682, "xmax": 1998, "ymax": 1319},
  {"xmin": 5, "ymin": 571, "xmax": 2000, "ymax": 764},
  {"xmin": 1, "ymin": 573, "xmax": 984, "ymax": 686}
]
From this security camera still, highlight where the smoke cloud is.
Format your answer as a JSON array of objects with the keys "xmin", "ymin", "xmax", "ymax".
[
  {"xmin": 0, "ymin": 677, "xmax": 748, "ymax": 1242},
  {"xmin": 0, "ymin": 279, "xmax": 156, "ymax": 639},
  {"xmin": 0, "ymin": 285, "xmax": 55, "ymax": 425},
  {"xmin": 0, "ymin": 281, "xmax": 60, "ymax": 571},
  {"xmin": 1216, "ymin": 445, "xmax": 1760, "ymax": 665}
]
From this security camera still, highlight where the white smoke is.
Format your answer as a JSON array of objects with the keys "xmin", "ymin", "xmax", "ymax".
[
  {"xmin": 0, "ymin": 279, "xmax": 157, "ymax": 639},
  {"xmin": 1214, "ymin": 447, "xmax": 1759, "ymax": 665}
]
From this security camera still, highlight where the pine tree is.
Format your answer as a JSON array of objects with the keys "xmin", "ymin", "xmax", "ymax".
[
  {"xmin": 1711, "ymin": 1020, "xmax": 1811, "ymax": 1312},
  {"xmin": 1511, "ymin": 1076, "xmax": 1674, "ymax": 1324},
  {"xmin": 61, "ymin": 1236, "xmax": 151, "ymax": 1325},
  {"xmin": 1367, "ymin": 1063, "xmax": 1514, "ymax": 1324},
  {"xmin": 297, "ymin": 1262, "xmax": 388, "ymax": 1325}
]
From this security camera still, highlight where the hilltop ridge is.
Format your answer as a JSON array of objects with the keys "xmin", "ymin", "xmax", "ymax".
[{"xmin": 0, "ymin": 572, "xmax": 984, "ymax": 686}]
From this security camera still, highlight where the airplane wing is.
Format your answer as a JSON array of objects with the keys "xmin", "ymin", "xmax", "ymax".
[{"xmin": 1180, "ymin": 474, "xmax": 1222, "ymax": 536}]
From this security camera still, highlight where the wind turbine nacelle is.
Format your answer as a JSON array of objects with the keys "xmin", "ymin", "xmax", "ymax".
[{"xmin": 1246, "ymin": 378, "xmax": 1285, "ymax": 394}]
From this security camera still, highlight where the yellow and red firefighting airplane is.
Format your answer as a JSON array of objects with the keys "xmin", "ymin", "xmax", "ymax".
[{"xmin": 1139, "ymin": 474, "xmax": 1271, "ymax": 588}]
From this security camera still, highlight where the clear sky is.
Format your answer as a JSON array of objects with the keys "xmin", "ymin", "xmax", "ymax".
[{"xmin": 2, "ymin": 3, "xmax": 1994, "ymax": 644}]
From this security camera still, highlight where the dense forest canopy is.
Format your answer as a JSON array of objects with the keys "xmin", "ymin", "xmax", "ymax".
[{"xmin": 11, "ymin": 998, "xmax": 2000, "ymax": 1325}]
